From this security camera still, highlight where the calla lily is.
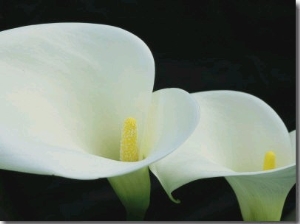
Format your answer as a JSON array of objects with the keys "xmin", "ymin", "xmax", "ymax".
[
  {"xmin": 0, "ymin": 23, "xmax": 199, "ymax": 220},
  {"xmin": 150, "ymin": 90, "xmax": 296, "ymax": 221}
]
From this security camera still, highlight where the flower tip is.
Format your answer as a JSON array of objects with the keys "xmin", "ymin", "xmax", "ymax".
[{"xmin": 169, "ymin": 194, "xmax": 181, "ymax": 204}]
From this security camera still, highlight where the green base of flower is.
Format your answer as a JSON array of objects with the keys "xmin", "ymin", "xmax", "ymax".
[
  {"xmin": 108, "ymin": 167, "xmax": 150, "ymax": 221},
  {"xmin": 226, "ymin": 173, "xmax": 295, "ymax": 221}
]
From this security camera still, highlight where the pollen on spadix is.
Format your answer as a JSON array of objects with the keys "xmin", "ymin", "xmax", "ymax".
[
  {"xmin": 120, "ymin": 117, "xmax": 139, "ymax": 162},
  {"xmin": 263, "ymin": 151, "xmax": 276, "ymax": 170}
]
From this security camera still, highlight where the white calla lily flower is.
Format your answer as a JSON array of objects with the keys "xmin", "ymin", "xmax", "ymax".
[
  {"xmin": 0, "ymin": 23, "xmax": 199, "ymax": 220},
  {"xmin": 150, "ymin": 90, "xmax": 295, "ymax": 221}
]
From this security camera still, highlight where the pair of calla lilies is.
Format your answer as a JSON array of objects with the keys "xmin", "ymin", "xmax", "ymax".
[{"xmin": 0, "ymin": 23, "xmax": 296, "ymax": 221}]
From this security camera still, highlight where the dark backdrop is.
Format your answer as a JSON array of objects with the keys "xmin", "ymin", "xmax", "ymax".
[{"xmin": 0, "ymin": 0, "xmax": 296, "ymax": 221}]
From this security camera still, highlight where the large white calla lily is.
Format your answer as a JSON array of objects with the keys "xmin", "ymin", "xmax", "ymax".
[
  {"xmin": 150, "ymin": 90, "xmax": 296, "ymax": 221},
  {"xmin": 0, "ymin": 23, "xmax": 199, "ymax": 220}
]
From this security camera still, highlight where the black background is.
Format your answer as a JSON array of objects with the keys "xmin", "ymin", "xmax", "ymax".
[{"xmin": 0, "ymin": 0, "xmax": 296, "ymax": 221}]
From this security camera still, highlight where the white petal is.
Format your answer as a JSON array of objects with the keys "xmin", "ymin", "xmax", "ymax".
[
  {"xmin": 0, "ymin": 23, "xmax": 154, "ymax": 162},
  {"xmin": 150, "ymin": 90, "xmax": 294, "ymax": 200},
  {"xmin": 0, "ymin": 88, "xmax": 199, "ymax": 179}
]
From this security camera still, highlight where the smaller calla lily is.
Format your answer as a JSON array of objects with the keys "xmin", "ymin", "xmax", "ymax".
[
  {"xmin": 150, "ymin": 90, "xmax": 296, "ymax": 221},
  {"xmin": 0, "ymin": 23, "xmax": 199, "ymax": 220}
]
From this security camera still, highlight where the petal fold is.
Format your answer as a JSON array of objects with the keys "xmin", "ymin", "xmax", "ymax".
[
  {"xmin": 289, "ymin": 130, "xmax": 296, "ymax": 151},
  {"xmin": 141, "ymin": 88, "xmax": 200, "ymax": 164}
]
